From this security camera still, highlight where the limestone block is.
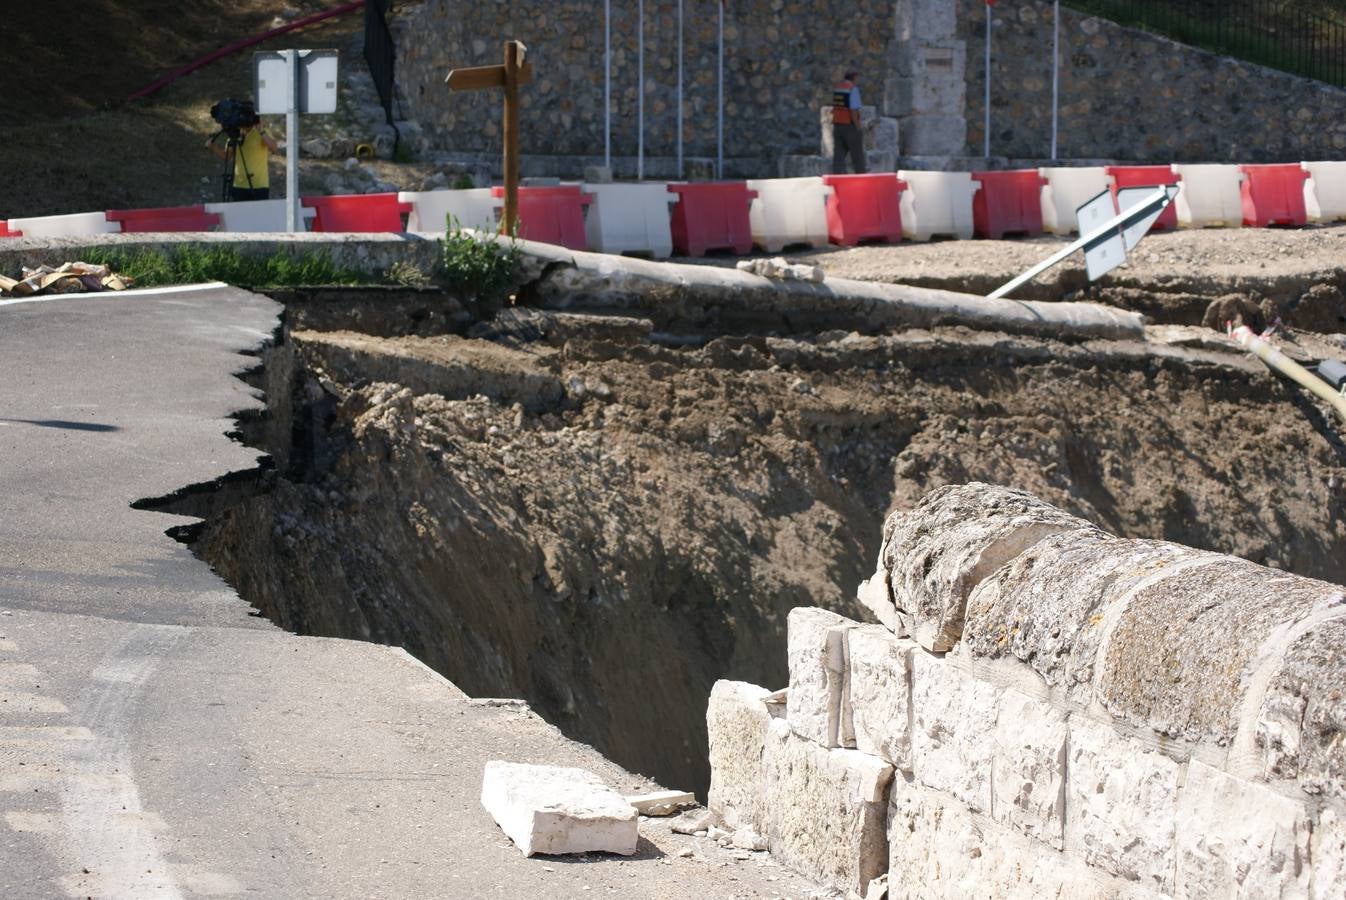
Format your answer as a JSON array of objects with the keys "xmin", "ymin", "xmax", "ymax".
[
  {"xmin": 787, "ymin": 607, "xmax": 857, "ymax": 748},
  {"xmin": 846, "ymin": 625, "xmax": 914, "ymax": 769},
  {"xmin": 963, "ymin": 530, "xmax": 1211, "ymax": 705},
  {"xmin": 888, "ymin": 777, "xmax": 1155, "ymax": 900},
  {"xmin": 887, "ymin": 75, "xmax": 966, "ymax": 118},
  {"xmin": 888, "ymin": 39, "xmax": 965, "ymax": 79},
  {"xmin": 894, "ymin": 1, "xmax": 957, "ymax": 42},
  {"xmin": 868, "ymin": 117, "xmax": 900, "ymax": 155},
  {"xmin": 1065, "ymin": 716, "xmax": 1181, "ymax": 891},
  {"xmin": 480, "ymin": 761, "xmax": 638, "ymax": 857},
  {"xmin": 899, "ymin": 115, "xmax": 969, "ymax": 158},
  {"xmin": 819, "ymin": 105, "xmax": 878, "ymax": 159},
  {"xmin": 1174, "ymin": 760, "xmax": 1310, "ymax": 898},
  {"xmin": 1252, "ymin": 612, "xmax": 1346, "ymax": 801},
  {"xmin": 992, "ymin": 689, "xmax": 1067, "ymax": 848},
  {"xmin": 707, "ymin": 680, "xmax": 773, "ymax": 832},
  {"xmin": 1097, "ymin": 556, "xmax": 1346, "ymax": 744},
  {"xmin": 856, "ymin": 571, "xmax": 901, "ymax": 634},
  {"xmin": 909, "ymin": 651, "xmax": 998, "ymax": 812},
  {"xmin": 1311, "ymin": 807, "xmax": 1346, "ymax": 900},
  {"xmin": 778, "ymin": 155, "xmax": 829, "ymax": 179},
  {"xmin": 880, "ymin": 483, "xmax": 1093, "ymax": 653},
  {"xmin": 762, "ymin": 718, "xmax": 893, "ymax": 897}
]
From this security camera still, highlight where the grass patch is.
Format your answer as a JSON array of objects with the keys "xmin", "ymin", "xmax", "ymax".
[
  {"xmin": 439, "ymin": 216, "xmax": 522, "ymax": 303},
  {"xmin": 79, "ymin": 245, "xmax": 378, "ymax": 289}
]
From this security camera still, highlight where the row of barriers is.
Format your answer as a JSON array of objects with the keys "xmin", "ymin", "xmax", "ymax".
[{"xmin": 4, "ymin": 162, "xmax": 1345, "ymax": 258}]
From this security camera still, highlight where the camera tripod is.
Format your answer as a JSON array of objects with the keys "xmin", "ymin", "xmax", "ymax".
[{"xmin": 212, "ymin": 129, "xmax": 259, "ymax": 203}]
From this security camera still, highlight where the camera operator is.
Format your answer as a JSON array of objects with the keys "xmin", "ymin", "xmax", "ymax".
[{"xmin": 204, "ymin": 106, "xmax": 279, "ymax": 202}]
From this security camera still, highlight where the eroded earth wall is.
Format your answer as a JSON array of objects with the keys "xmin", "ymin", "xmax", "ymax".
[{"xmin": 710, "ymin": 483, "xmax": 1346, "ymax": 897}]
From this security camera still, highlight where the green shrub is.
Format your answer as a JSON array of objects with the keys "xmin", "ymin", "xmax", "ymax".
[
  {"xmin": 439, "ymin": 215, "xmax": 521, "ymax": 302},
  {"xmin": 79, "ymin": 245, "xmax": 375, "ymax": 288}
]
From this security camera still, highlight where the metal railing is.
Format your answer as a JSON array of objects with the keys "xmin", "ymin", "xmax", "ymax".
[
  {"xmin": 363, "ymin": 0, "xmax": 401, "ymax": 146},
  {"xmin": 1066, "ymin": 0, "xmax": 1346, "ymax": 87}
]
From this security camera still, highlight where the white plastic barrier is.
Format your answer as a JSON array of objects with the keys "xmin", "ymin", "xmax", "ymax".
[
  {"xmin": 1303, "ymin": 161, "xmax": 1346, "ymax": 223},
  {"xmin": 6, "ymin": 211, "xmax": 120, "ymax": 238},
  {"xmin": 896, "ymin": 171, "xmax": 976, "ymax": 241},
  {"xmin": 203, "ymin": 199, "xmax": 315, "ymax": 233},
  {"xmin": 1038, "ymin": 166, "xmax": 1110, "ymax": 235},
  {"xmin": 399, "ymin": 189, "xmax": 501, "ymax": 232},
  {"xmin": 745, "ymin": 176, "xmax": 832, "ymax": 252},
  {"xmin": 1172, "ymin": 164, "xmax": 1244, "ymax": 228},
  {"xmin": 581, "ymin": 182, "xmax": 677, "ymax": 258}
]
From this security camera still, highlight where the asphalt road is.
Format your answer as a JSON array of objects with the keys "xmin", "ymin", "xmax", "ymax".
[{"xmin": 0, "ymin": 285, "xmax": 816, "ymax": 898}]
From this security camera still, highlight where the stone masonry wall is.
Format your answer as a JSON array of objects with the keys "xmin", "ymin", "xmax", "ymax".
[
  {"xmin": 395, "ymin": 0, "xmax": 897, "ymax": 174},
  {"xmin": 958, "ymin": 0, "xmax": 1346, "ymax": 162},
  {"xmin": 709, "ymin": 483, "xmax": 1346, "ymax": 897}
]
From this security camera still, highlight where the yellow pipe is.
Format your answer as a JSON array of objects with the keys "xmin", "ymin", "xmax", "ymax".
[{"xmin": 1233, "ymin": 326, "xmax": 1346, "ymax": 427}]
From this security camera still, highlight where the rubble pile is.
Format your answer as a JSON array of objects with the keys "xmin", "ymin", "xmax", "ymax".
[{"xmin": 0, "ymin": 261, "xmax": 130, "ymax": 298}]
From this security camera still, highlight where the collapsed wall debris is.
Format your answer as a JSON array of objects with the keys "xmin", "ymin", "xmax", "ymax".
[{"xmin": 709, "ymin": 482, "xmax": 1346, "ymax": 898}]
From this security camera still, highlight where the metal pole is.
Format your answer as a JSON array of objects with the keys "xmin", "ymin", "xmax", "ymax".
[
  {"xmin": 604, "ymin": 0, "xmax": 611, "ymax": 170},
  {"xmin": 638, "ymin": 0, "xmax": 645, "ymax": 180},
  {"xmin": 1051, "ymin": 0, "xmax": 1059, "ymax": 160},
  {"xmin": 286, "ymin": 49, "xmax": 300, "ymax": 232},
  {"xmin": 717, "ymin": 0, "xmax": 724, "ymax": 179},
  {"xmin": 677, "ymin": 0, "xmax": 684, "ymax": 178},
  {"xmin": 984, "ymin": 2, "xmax": 992, "ymax": 159}
]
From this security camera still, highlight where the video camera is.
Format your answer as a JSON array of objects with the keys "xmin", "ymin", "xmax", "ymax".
[{"xmin": 209, "ymin": 98, "xmax": 260, "ymax": 138}]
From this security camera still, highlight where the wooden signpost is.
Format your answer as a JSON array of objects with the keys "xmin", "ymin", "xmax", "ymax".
[{"xmin": 445, "ymin": 41, "xmax": 533, "ymax": 234}]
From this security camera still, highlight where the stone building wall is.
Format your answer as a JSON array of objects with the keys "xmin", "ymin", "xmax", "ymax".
[
  {"xmin": 395, "ymin": 0, "xmax": 897, "ymax": 175},
  {"xmin": 709, "ymin": 483, "xmax": 1346, "ymax": 897},
  {"xmin": 958, "ymin": 0, "xmax": 1346, "ymax": 162}
]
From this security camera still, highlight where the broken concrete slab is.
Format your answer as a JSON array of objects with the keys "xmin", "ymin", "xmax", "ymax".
[
  {"xmin": 626, "ymin": 790, "xmax": 696, "ymax": 817},
  {"xmin": 762, "ymin": 718, "xmax": 893, "ymax": 897},
  {"xmin": 880, "ymin": 483, "xmax": 1094, "ymax": 652},
  {"xmin": 480, "ymin": 760, "xmax": 639, "ymax": 857},
  {"xmin": 707, "ymin": 680, "xmax": 773, "ymax": 831},
  {"xmin": 786, "ymin": 607, "xmax": 858, "ymax": 748}
]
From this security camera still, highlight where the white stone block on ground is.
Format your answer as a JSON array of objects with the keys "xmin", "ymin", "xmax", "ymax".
[
  {"xmin": 992, "ymin": 689, "xmax": 1067, "ymax": 848},
  {"xmin": 1065, "ymin": 716, "xmax": 1180, "ymax": 892},
  {"xmin": 846, "ymin": 625, "xmax": 913, "ymax": 769},
  {"xmin": 909, "ymin": 651, "xmax": 998, "ymax": 813},
  {"xmin": 881, "ymin": 483, "xmax": 1094, "ymax": 652},
  {"xmin": 480, "ymin": 761, "xmax": 638, "ymax": 857},
  {"xmin": 787, "ymin": 607, "xmax": 859, "ymax": 748},
  {"xmin": 1174, "ymin": 760, "xmax": 1310, "ymax": 898},
  {"xmin": 763, "ymin": 718, "xmax": 893, "ymax": 897},
  {"xmin": 707, "ymin": 680, "xmax": 773, "ymax": 831}
]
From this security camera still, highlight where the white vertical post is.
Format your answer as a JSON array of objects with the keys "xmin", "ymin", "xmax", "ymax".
[
  {"xmin": 638, "ymin": 0, "xmax": 645, "ymax": 180},
  {"xmin": 604, "ymin": 0, "xmax": 611, "ymax": 170},
  {"xmin": 1051, "ymin": 0, "xmax": 1060, "ymax": 160},
  {"xmin": 677, "ymin": 0, "xmax": 684, "ymax": 178},
  {"xmin": 717, "ymin": 0, "xmax": 725, "ymax": 179},
  {"xmin": 983, "ymin": 2, "xmax": 992, "ymax": 159},
  {"xmin": 286, "ymin": 49, "xmax": 300, "ymax": 232}
]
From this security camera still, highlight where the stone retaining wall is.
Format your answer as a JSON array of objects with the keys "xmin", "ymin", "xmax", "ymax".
[
  {"xmin": 958, "ymin": 0, "xmax": 1346, "ymax": 162},
  {"xmin": 709, "ymin": 482, "xmax": 1346, "ymax": 897}
]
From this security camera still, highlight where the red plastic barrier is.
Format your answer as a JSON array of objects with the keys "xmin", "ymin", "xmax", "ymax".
[
  {"xmin": 303, "ymin": 193, "xmax": 412, "ymax": 233},
  {"xmin": 492, "ymin": 185, "xmax": 593, "ymax": 250},
  {"xmin": 0, "ymin": 221, "xmax": 21, "ymax": 238},
  {"xmin": 668, "ymin": 182, "xmax": 757, "ymax": 257},
  {"xmin": 106, "ymin": 206, "xmax": 221, "ymax": 233},
  {"xmin": 1240, "ymin": 164, "xmax": 1310, "ymax": 227},
  {"xmin": 1105, "ymin": 165, "xmax": 1181, "ymax": 231},
  {"xmin": 971, "ymin": 169, "xmax": 1049, "ymax": 239},
  {"xmin": 821, "ymin": 174, "xmax": 907, "ymax": 246}
]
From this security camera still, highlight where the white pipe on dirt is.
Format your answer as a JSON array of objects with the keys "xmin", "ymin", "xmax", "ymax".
[{"xmin": 1233, "ymin": 326, "xmax": 1346, "ymax": 426}]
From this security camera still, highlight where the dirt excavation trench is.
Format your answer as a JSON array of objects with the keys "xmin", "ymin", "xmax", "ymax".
[{"xmin": 160, "ymin": 240, "xmax": 1346, "ymax": 797}]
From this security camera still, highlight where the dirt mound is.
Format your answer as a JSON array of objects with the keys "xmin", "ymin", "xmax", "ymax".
[{"xmin": 187, "ymin": 312, "xmax": 1346, "ymax": 794}]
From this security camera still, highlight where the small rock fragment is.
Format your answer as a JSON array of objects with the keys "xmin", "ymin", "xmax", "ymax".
[
  {"xmin": 670, "ymin": 809, "xmax": 715, "ymax": 835},
  {"xmin": 626, "ymin": 790, "xmax": 697, "ymax": 817},
  {"xmin": 730, "ymin": 827, "xmax": 767, "ymax": 851}
]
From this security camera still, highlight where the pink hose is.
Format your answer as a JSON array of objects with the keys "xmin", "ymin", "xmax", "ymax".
[{"xmin": 128, "ymin": 1, "xmax": 365, "ymax": 102}]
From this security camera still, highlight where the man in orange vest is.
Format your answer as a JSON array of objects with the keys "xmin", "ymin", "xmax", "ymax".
[{"xmin": 831, "ymin": 69, "xmax": 866, "ymax": 174}]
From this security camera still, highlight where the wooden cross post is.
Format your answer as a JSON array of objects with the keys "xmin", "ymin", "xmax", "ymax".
[{"xmin": 445, "ymin": 41, "xmax": 533, "ymax": 235}]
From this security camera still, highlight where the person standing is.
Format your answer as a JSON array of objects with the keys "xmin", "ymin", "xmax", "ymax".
[
  {"xmin": 831, "ymin": 69, "xmax": 866, "ymax": 175},
  {"xmin": 205, "ymin": 119, "xmax": 278, "ymax": 201}
]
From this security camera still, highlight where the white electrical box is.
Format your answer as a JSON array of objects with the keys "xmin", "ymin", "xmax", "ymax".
[{"xmin": 254, "ymin": 49, "xmax": 339, "ymax": 115}]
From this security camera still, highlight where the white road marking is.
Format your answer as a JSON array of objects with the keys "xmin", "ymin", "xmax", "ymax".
[{"xmin": 0, "ymin": 282, "xmax": 229, "ymax": 308}]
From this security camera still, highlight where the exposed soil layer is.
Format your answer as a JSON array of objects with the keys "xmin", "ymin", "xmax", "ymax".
[{"xmin": 186, "ymin": 284, "xmax": 1346, "ymax": 793}]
